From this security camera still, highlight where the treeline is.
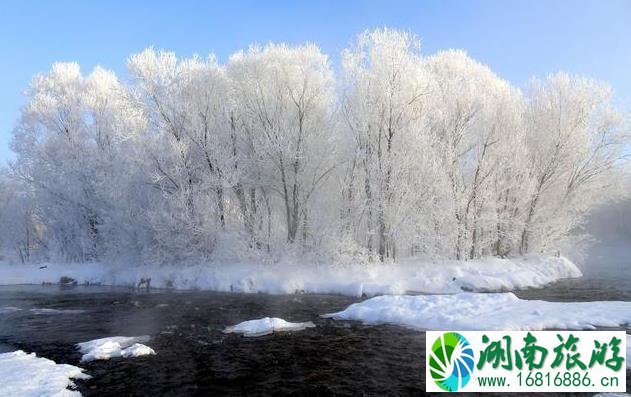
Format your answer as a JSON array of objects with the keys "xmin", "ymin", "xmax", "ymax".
[{"xmin": 0, "ymin": 28, "xmax": 627, "ymax": 265}]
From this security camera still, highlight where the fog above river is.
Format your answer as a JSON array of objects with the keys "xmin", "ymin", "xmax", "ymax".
[{"xmin": 574, "ymin": 196, "xmax": 631, "ymax": 280}]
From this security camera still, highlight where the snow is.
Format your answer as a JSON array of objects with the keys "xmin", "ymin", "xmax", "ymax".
[
  {"xmin": 120, "ymin": 343, "xmax": 156, "ymax": 358},
  {"xmin": 0, "ymin": 255, "xmax": 580, "ymax": 297},
  {"xmin": 76, "ymin": 336, "xmax": 155, "ymax": 362},
  {"xmin": 324, "ymin": 292, "xmax": 631, "ymax": 331},
  {"xmin": 224, "ymin": 317, "xmax": 316, "ymax": 337},
  {"xmin": 0, "ymin": 350, "xmax": 90, "ymax": 397},
  {"xmin": 627, "ymin": 335, "xmax": 631, "ymax": 369}
]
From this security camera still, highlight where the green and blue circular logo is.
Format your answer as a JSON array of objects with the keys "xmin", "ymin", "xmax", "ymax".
[{"xmin": 429, "ymin": 332, "xmax": 475, "ymax": 392}]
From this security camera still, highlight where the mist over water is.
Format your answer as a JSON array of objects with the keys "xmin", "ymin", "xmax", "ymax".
[
  {"xmin": 577, "ymin": 199, "xmax": 631, "ymax": 280},
  {"xmin": 515, "ymin": 198, "xmax": 631, "ymax": 303}
]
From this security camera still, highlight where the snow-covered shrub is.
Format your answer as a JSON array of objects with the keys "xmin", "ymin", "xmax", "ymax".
[{"xmin": 321, "ymin": 234, "xmax": 381, "ymax": 268}]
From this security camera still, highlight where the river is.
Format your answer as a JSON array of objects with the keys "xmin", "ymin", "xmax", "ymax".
[{"xmin": 0, "ymin": 254, "xmax": 629, "ymax": 396}]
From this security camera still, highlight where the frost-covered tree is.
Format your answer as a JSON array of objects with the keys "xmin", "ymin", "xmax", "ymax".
[
  {"xmin": 341, "ymin": 28, "xmax": 432, "ymax": 261},
  {"xmin": 11, "ymin": 63, "xmax": 145, "ymax": 262},
  {"xmin": 519, "ymin": 73, "xmax": 627, "ymax": 253},
  {"xmin": 425, "ymin": 50, "xmax": 526, "ymax": 259},
  {"xmin": 128, "ymin": 49, "xmax": 228, "ymax": 263},
  {"xmin": 228, "ymin": 43, "xmax": 337, "ymax": 246},
  {"xmin": 5, "ymin": 29, "xmax": 629, "ymax": 265},
  {"xmin": 0, "ymin": 172, "xmax": 40, "ymax": 263}
]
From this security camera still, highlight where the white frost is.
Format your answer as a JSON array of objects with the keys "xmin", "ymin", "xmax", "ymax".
[
  {"xmin": 76, "ymin": 336, "xmax": 155, "ymax": 362},
  {"xmin": 0, "ymin": 350, "xmax": 90, "ymax": 397},
  {"xmin": 325, "ymin": 292, "xmax": 631, "ymax": 331},
  {"xmin": 224, "ymin": 317, "xmax": 315, "ymax": 337},
  {"xmin": 0, "ymin": 255, "xmax": 580, "ymax": 297}
]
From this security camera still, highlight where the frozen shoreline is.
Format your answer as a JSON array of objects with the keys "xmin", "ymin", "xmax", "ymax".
[{"xmin": 0, "ymin": 255, "xmax": 581, "ymax": 297}]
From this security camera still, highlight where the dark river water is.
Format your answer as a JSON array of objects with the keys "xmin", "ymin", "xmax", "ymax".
[{"xmin": 0, "ymin": 256, "xmax": 629, "ymax": 396}]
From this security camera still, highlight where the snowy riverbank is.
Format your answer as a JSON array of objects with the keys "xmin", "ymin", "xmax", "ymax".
[{"xmin": 0, "ymin": 255, "xmax": 581, "ymax": 296}]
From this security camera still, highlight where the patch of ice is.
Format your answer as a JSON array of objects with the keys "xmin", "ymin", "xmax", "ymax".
[
  {"xmin": 30, "ymin": 308, "xmax": 86, "ymax": 315},
  {"xmin": 224, "ymin": 317, "xmax": 316, "ymax": 337},
  {"xmin": 0, "ymin": 350, "xmax": 90, "ymax": 397},
  {"xmin": 0, "ymin": 306, "xmax": 21, "ymax": 314},
  {"xmin": 76, "ymin": 336, "xmax": 154, "ymax": 362},
  {"xmin": 324, "ymin": 292, "xmax": 631, "ymax": 331}
]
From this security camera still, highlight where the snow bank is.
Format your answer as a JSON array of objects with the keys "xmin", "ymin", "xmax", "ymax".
[
  {"xmin": 76, "ymin": 336, "xmax": 155, "ymax": 362},
  {"xmin": 224, "ymin": 317, "xmax": 316, "ymax": 337},
  {"xmin": 0, "ymin": 255, "xmax": 581, "ymax": 296},
  {"xmin": 0, "ymin": 350, "xmax": 90, "ymax": 397},
  {"xmin": 325, "ymin": 292, "xmax": 631, "ymax": 331}
]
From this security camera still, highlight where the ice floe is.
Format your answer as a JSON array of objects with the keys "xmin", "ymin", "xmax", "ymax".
[
  {"xmin": 76, "ymin": 336, "xmax": 155, "ymax": 362},
  {"xmin": 0, "ymin": 350, "xmax": 90, "ymax": 397},
  {"xmin": 224, "ymin": 317, "xmax": 316, "ymax": 337}
]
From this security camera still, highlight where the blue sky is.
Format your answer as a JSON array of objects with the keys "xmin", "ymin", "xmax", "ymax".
[{"xmin": 1, "ymin": 0, "xmax": 630, "ymax": 164}]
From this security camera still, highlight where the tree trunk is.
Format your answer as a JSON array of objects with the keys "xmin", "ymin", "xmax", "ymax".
[
  {"xmin": 216, "ymin": 186, "xmax": 225, "ymax": 228},
  {"xmin": 520, "ymin": 191, "xmax": 540, "ymax": 254},
  {"xmin": 364, "ymin": 175, "xmax": 374, "ymax": 253},
  {"xmin": 279, "ymin": 158, "xmax": 295, "ymax": 242},
  {"xmin": 378, "ymin": 207, "xmax": 387, "ymax": 261},
  {"xmin": 233, "ymin": 183, "xmax": 255, "ymax": 243}
]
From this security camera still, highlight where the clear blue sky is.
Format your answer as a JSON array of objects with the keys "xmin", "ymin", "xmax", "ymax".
[{"xmin": 1, "ymin": 0, "xmax": 630, "ymax": 164}]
